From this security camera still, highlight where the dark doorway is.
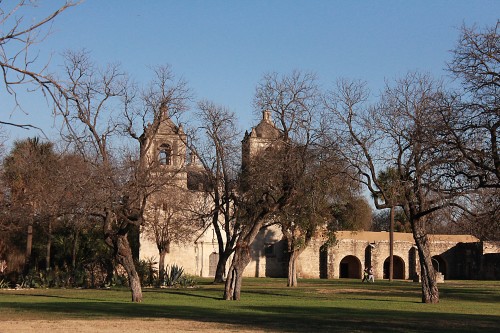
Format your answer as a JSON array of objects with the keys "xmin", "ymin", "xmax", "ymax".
[
  {"xmin": 319, "ymin": 244, "xmax": 328, "ymax": 279},
  {"xmin": 432, "ymin": 255, "xmax": 447, "ymax": 278},
  {"xmin": 409, "ymin": 247, "xmax": 418, "ymax": 280},
  {"xmin": 339, "ymin": 255, "xmax": 362, "ymax": 278},
  {"xmin": 383, "ymin": 255, "xmax": 405, "ymax": 279},
  {"xmin": 364, "ymin": 245, "xmax": 372, "ymax": 269}
]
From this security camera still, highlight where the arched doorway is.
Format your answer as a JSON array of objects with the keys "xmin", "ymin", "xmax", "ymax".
[
  {"xmin": 383, "ymin": 255, "xmax": 405, "ymax": 279},
  {"xmin": 432, "ymin": 255, "xmax": 447, "ymax": 278},
  {"xmin": 339, "ymin": 255, "xmax": 362, "ymax": 279}
]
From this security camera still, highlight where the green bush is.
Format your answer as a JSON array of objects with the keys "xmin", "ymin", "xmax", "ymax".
[
  {"xmin": 17, "ymin": 270, "xmax": 45, "ymax": 288},
  {"xmin": 136, "ymin": 257, "xmax": 158, "ymax": 287},
  {"xmin": 0, "ymin": 278, "xmax": 10, "ymax": 289},
  {"xmin": 178, "ymin": 275, "xmax": 197, "ymax": 288}
]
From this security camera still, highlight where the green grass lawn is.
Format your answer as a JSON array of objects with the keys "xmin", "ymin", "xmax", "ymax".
[{"xmin": 0, "ymin": 278, "xmax": 499, "ymax": 332}]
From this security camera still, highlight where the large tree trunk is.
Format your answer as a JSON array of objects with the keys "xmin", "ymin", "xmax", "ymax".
[
  {"xmin": 287, "ymin": 249, "xmax": 304, "ymax": 287},
  {"xmin": 45, "ymin": 218, "xmax": 52, "ymax": 271},
  {"xmin": 412, "ymin": 217, "xmax": 439, "ymax": 303},
  {"xmin": 71, "ymin": 230, "xmax": 79, "ymax": 269},
  {"xmin": 23, "ymin": 221, "xmax": 33, "ymax": 275},
  {"xmin": 158, "ymin": 249, "xmax": 167, "ymax": 286},
  {"xmin": 224, "ymin": 244, "xmax": 251, "ymax": 300},
  {"xmin": 389, "ymin": 206, "xmax": 394, "ymax": 282},
  {"xmin": 110, "ymin": 233, "xmax": 143, "ymax": 302},
  {"xmin": 223, "ymin": 205, "xmax": 274, "ymax": 300},
  {"xmin": 214, "ymin": 250, "xmax": 231, "ymax": 283},
  {"xmin": 212, "ymin": 211, "xmax": 226, "ymax": 284}
]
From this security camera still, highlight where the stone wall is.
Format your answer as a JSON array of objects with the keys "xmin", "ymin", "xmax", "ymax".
[{"xmin": 140, "ymin": 228, "xmax": 499, "ymax": 281}]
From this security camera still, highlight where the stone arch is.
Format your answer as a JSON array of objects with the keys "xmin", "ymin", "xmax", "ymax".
[
  {"xmin": 432, "ymin": 255, "xmax": 447, "ymax": 278},
  {"xmin": 339, "ymin": 255, "xmax": 362, "ymax": 279},
  {"xmin": 383, "ymin": 255, "xmax": 405, "ymax": 279},
  {"xmin": 208, "ymin": 252, "xmax": 219, "ymax": 277}
]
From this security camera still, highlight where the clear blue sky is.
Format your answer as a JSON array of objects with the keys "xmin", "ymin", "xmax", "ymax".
[{"xmin": 1, "ymin": 0, "xmax": 499, "ymax": 146}]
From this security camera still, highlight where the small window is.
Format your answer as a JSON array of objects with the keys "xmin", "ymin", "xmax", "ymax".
[{"xmin": 159, "ymin": 144, "xmax": 172, "ymax": 165}]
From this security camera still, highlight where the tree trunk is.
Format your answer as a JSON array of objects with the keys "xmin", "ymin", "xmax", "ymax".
[
  {"xmin": 212, "ymin": 212, "xmax": 226, "ymax": 284},
  {"xmin": 412, "ymin": 218, "xmax": 439, "ymax": 304},
  {"xmin": 158, "ymin": 250, "xmax": 167, "ymax": 286},
  {"xmin": 224, "ymin": 244, "xmax": 251, "ymax": 300},
  {"xmin": 24, "ymin": 221, "xmax": 33, "ymax": 275},
  {"xmin": 72, "ymin": 230, "xmax": 79, "ymax": 269},
  {"xmin": 286, "ymin": 251, "xmax": 299, "ymax": 287},
  {"xmin": 214, "ymin": 250, "xmax": 231, "ymax": 283},
  {"xmin": 419, "ymin": 250, "xmax": 439, "ymax": 304},
  {"xmin": 287, "ymin": 250, "xmax": 300, "ymax": 287},
  {"xmin": 389, "ymin": 206, "xmax": 394, "ymax": 282},
  {"xmin": 222, "ymin": 205, "xmax": 274, "ymax": 300},
  {"xmin": 114, "ymin": 233, "xmax": 143, "ymax": 302},
  {"xmin": 46, "ymin": 218, "xmax": 53, "ymax": 271}
]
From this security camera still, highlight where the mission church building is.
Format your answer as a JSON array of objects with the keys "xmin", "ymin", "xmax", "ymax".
[{"xmin": 139, "ymin": 110, "xmax": 500, "ymax": 281}]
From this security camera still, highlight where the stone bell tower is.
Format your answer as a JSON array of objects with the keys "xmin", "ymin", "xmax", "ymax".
[
  {"xmin": 143, "ymin": 103, "xmax": 188, "ymax": 188},
  {"xmin": 241, "ymin": 110, "xmax": 281, "ymax": 172}
]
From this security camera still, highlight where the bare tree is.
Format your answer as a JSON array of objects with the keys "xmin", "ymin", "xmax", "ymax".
[
  {"xmin": 0, "ymin": 1, "xmax": 78, "ymax": 129},
  {"xmin": 443, "ymin": 22, "xmax": 499, "ymax": 188},
  {"xmin": 325, "ymin": 73, "xmax": 465, "ymax": 303},
  {"xmin": 59, "ymin": 55, "xmax": 191, "ymax": 301},
  {"xmin": 451, "ymin": 188, "xmax": 500, "ymax": 240},
  {"xmin": 58, "ymin": 50, "xmax": 144, "ymax": 301},
  {"xmin": 224, "ymin": 70, "xmax": 323, "ymax": 300},
  {"xmin": 189, "ymin": 100, "xmax": 241, "ymax": 283},
  {"xmin": 274, "ymin": 146, "xmax": 362, "ymax": 287},
  {"xmin": 122, "ymin": 64, "xmax": 191, "ymax": 287}
]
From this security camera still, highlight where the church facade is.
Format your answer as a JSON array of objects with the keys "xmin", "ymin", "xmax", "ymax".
[{"xmin": 139, "ymin": 111, "xmax": 500, "ymax": 281}]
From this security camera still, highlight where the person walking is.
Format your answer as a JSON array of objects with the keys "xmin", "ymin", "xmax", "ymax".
[
  {"xmin": 362, "ymin": 267, "xmax": 369, "ymax": 282},
  {"xmin": 368, "ymin": 267, "xmax": 375, "ymax": 283}
]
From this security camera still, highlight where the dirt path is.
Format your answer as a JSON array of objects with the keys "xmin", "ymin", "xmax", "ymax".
[{"xmin": 0, "ymin": 319, "xmax": 268, "ymax": 333}]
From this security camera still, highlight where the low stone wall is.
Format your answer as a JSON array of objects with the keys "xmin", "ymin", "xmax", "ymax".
[{"xmin": 140, "ymin": 229, "xmax": 497, "ymax": 281}]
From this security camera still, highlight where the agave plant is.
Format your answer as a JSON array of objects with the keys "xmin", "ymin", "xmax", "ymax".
[{"xmin": 164, "ymin": 264, "xmax": 184, "ymax": 287}]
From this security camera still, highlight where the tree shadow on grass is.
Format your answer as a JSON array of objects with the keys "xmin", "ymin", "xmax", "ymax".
[
  {"xmin": 440, "ymin": 287, "xmax": 500, "ymax": 303},
  {"xmin": 6, "ymin": 291, "xmax": 114, "ymax": 302},
  {"xmin": 152, "ymin": 289, "xmax": 220, "ymax": 300},
  {"xmin": 1, "ymin": 300, "xmax": 498, "ymax": 333},
  {"xmin": 242, "ymin": 289, "xmax": 298, "ymax": 298}
]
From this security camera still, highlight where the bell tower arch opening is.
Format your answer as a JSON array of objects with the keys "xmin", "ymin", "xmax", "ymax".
[{"xmin": 158, "ymin": 143, "xmax": 172, "ymax": 165}]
